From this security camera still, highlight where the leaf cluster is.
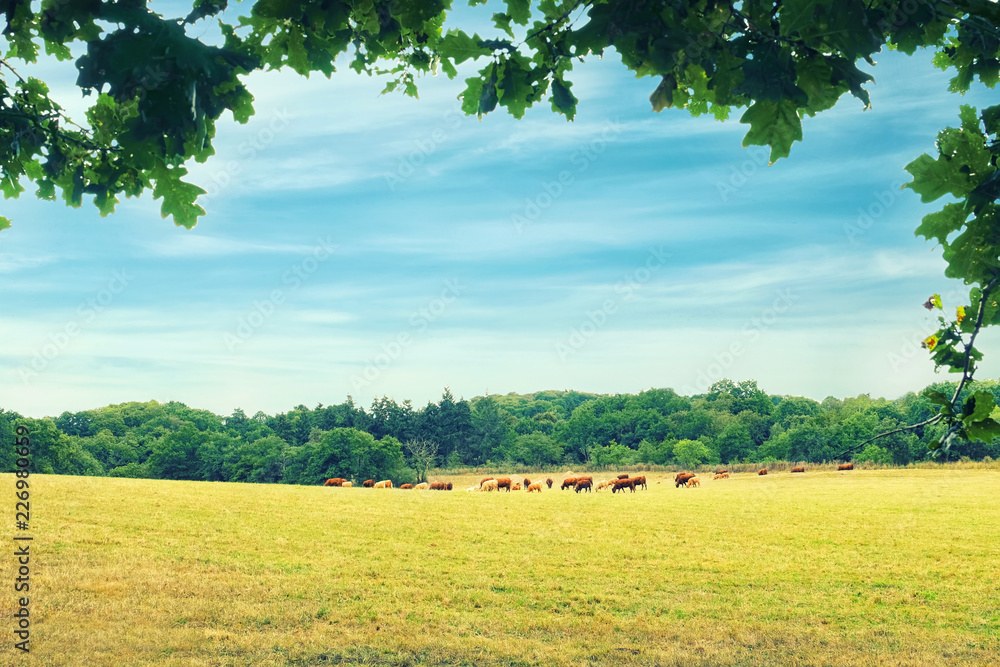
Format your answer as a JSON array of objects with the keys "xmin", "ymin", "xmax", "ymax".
[{"xmin": 2, "ymin": 1, "xmax": 998, "ymax": 227}]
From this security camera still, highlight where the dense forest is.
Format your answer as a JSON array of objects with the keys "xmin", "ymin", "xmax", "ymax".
[{"xmin": 4, "ymin": 379, "xmax": 999, "ymax": 486}]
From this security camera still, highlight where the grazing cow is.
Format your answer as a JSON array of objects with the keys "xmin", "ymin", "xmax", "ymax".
[
  {"xmin": 373, "ymin": 480, "xmax": 392, "ymax": 489},
  {"xmin": 447, "ymin": 482, "xmax": 453, "ymax": 491},
  {"xmin": 414, "ymin": 482, "xmax": 429, "ymax": 490},
  {"xmin": 632, "ymin": 475, "xmax": 647, "ymax": 490},
  {"xmin": 715, "ymin": 469, "xmax": 728, "ymax": 475},
  {"xmin": 324, "ymin": 478, "xmax": 347, "ymax": 487},
  {"xmin": 481, "ymin": 479, "xmax": 499, "ymax": 492},
  {"xmin": 545, "ymin": 478, "xmax": 554, "ymax": 489},
  {"xmin": 575, "ymin": 479, "xmax": 592, "ymax": 493},
  {"xmin": 496, "ymin": 477, "xmax": 512, "ymax": 492},
  {"xmin": 512, "ymin": 483, "xmax": 522, "ymax": 491},
  {"xmin": 713, "ymin": 473, "xmax": 725, "ymax": 480},
  {"xmin": 523, "ymin": 478, "xmax": 532, "ymax": 490},
  {"xmin": 430, "ymin": 482, "xmax": 450, "ymax": 490},
  {"xmin": 791, "ymin": 466, "xmax": 806, "ymax": 473},
  {"xmin": 596, "ymin": 480, "xmax": 609, "ymax": 491},
  {"xmin": 612, "ymin": 478, "xmax": 636, "ymax": 493},
  {"xmin": 561, "ymin": 477, "xmax": 578, "ymax": 490},
  {"xmin": 838, "ymin": 463, "xmax": 854, "ymax": 471},
  {"xmin": 758, "ymin": 468, "xmax": 768, "ymax": 475},
  {"xmin": 675, "ymin": 472, "xmax": 697, "ymax": 488},
  {"xmin": 686, "ymin": 476, "xmax": 700, "ymax": 488},
  {"xmin": 342, "ymin": 481, "xmax": 352, "ymax": 487},
  {"xmin": 324, "ymin": 479, "xmax": 336, "ymax": 486},
  {"xmin": 362, "ymin": 479, "xmax": 375, "ymax": 488},
  {"xmin": 527, "ymin": 483, "xmax": 542, "ymax": 493},
  {"xmin": 400, "ymin": 484, "xmax": 413, "ymax": 490},
  {"xmin": 480, "ymin": 477, "xmax": 495, "ymax": 487},
  {"xmin": 617, "ymin": 473, "xmax": 631, "ymax": 480}
]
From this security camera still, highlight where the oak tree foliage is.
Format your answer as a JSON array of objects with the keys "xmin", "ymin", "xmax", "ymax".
[{"xmin": 2, "ymin": 0, "xmax": 999, "ymax": 450}]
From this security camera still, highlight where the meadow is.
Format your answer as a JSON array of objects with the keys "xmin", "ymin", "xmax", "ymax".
[{"xmin": 4, "ymin": 468, "xmax": 999, "ymax": 666}]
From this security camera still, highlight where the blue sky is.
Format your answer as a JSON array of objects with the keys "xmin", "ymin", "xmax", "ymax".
[{"xmin": 1, "ymin": 3, "xmax": 997, "ymax": 418}]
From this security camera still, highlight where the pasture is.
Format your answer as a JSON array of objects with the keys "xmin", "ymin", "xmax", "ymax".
[{"xmin": 5, "ymin": 468, "xmax": 1000, "ymax": 665}]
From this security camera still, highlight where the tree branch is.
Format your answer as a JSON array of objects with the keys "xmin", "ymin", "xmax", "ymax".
[{"xmin": 834, "ymin": 273, "xmax": 1000, "ymax": 460}]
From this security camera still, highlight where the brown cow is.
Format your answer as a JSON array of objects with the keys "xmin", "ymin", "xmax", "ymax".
[
  {"xmin": 612, "ymin": 478, "xmax": 636, "ymax": 493},
  {"xmin": 675, "ymin": 472, "xmax": 696, "ymax": 488},
  {"xmin": 713, "ymin": 473, "xmax": 726, "ymax": 480},
  {"xmin": 838, "ymin": 463, "xmax": 854, "ymax": 471},
  {"xmin": 480, "ymin": 477, "xmax": 495, "ymax": 487},
  {"xmin": 324, "ymin": 478, "xmax": 346, "ymax": 487},
  {"xmin": 617, "ymin": 473, "xmax": 631, "ymax": 480},
  {"xmin": 791, "ymin": 466, "xmax": 806, "ymax": 473},
  {"xmin": 545, "ymin": 477, "xmax": 554, "ymax": 489},
  {"xmin": 561, "ymin": 477, "xmax": 578, "ymax": 490},
  {"xmin": 400, "ymin": 484, "xmax": 413, "ymax": 489},
  {"xmin": 686, "ymin": 476, "xmax": 700, "ymax": 488},
  {"xmin": 362, "ymin": 479, "xmax": 375, "ymax": 488},
  {"xmin": 527, "ymin": 483, "xmax": 542, "ymax": 493},
  {"xmin": 496, "ymin": 477, "xmax": 512, "ymax": 492},
  {"xmin": 758, "ymin": 468, "xmax": 768, "ymax": 475},
  {"xmin": 523, "ymin": 478, "xmax": 532, "ymax": 490},
  {"xmin": 373, "ymin": 480, "xmax": 392, "ymax": 489},
  {"xmin": 574, "ymin": 479, "xmax": 592, "ymax": 493},
  {"xmin": 715, "ymin": 469, "xmax": 728, "ymax": 475},
  {"xmin": 446, "ymin": 482, "xmax": 453, "ymax": 491},
  {"xmin": 511, "ymin": 483, "xmax": 522, "ymax": 491},
  {"xmin": 632, "ymin": 475, "xmax": 647, "ymax": 490}
]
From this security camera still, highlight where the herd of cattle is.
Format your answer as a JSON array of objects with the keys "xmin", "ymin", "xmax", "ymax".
[{"xmin": 322, "ymin": 464, "xmax": 855, "ymax": 492}]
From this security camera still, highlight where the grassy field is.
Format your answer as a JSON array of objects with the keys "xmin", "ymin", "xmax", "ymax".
[{"xmin": 4, "ymin": 468, "xmax": 1000, "ymax": 666}]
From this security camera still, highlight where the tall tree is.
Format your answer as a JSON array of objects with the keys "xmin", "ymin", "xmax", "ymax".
[
  {"xmin": 404, "ymin": 439, "xmax": 438, "ymax": 483},
  {"xmin": 471, "ymin": 394, "xmax": 515, "ymax": 464}
]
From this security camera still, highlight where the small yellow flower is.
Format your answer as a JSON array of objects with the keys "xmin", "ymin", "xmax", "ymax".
[
  {"xmin": 922, "ymin": 335, "xmax": 939, "ymax": 351},
  {"xmin": 957, "ymin": 306, "xmax": 966, "ymax": 324}
]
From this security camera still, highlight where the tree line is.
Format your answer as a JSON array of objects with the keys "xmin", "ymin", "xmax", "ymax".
[{"xmin": 2, "ymin": 380, "xmax": 998, "ymax": 486}]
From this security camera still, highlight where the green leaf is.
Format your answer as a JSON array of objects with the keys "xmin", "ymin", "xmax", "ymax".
[
  {"xmin": 915, "ymin": 203, "xmax": 968, "ymax": 246},
  {"xmin": 922, "ymin": 389, "xmax": 952, "ymax": 407},
  {"xmin": 982, "ymin": 105, "xmax": 1000, "ymax": 136},
  {"xmin": 152, "ymin": 165, "xmax": 207, "ymax": 229},
  {"xmin": 438, "ymin": 30, "xmax": 489, "ymax": 65},
  {"xmin": 904, "ymin": 153, "xmax": 971, "ymax": 203},
  {"xmin": 505, "ymin": 0, "xmax": 530, "ymax": 25},
  {"xmin": 966, "ymin": 417, "xmax": 1000, "ymax": 442},
  {"xmin": 739, "ymin": 99, "xmax": 803, "ymax": 163},
  {"xmin": 492, "ymin": 13, "xmax": 515, "ymax": 39},
  {"xmin": 962, "ymin": 390, "xmax": 996, "ymax": 424},
  {"xmin": 828, "ymin": 57, "xmax": 873, "ymax": 109},
  {"xmin": 459, "ymin": 75, "xmax": 485, "ymax": 116},
  {"xmin": 550, "ymin": 78, "xmax": 577, "ymax": 119},
  {"xmin": 795, "ymin": 56, "xmax": 844, "ymax": 116},
  {"xmin": 0, "ymin": 216, "xmax": 10, "ymax": 231},
  {"xmin": 497, "ymin": 57, "xmax": 535, "ymax": 119},
  {"xmin": 478, "ymin": 67, "xmax": 499, "ymax": 119}
]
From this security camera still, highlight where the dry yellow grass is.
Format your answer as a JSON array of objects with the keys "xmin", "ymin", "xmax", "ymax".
[{"xmin": 3, "ymin": 468, "xmax": 999, "ymax": 665}]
